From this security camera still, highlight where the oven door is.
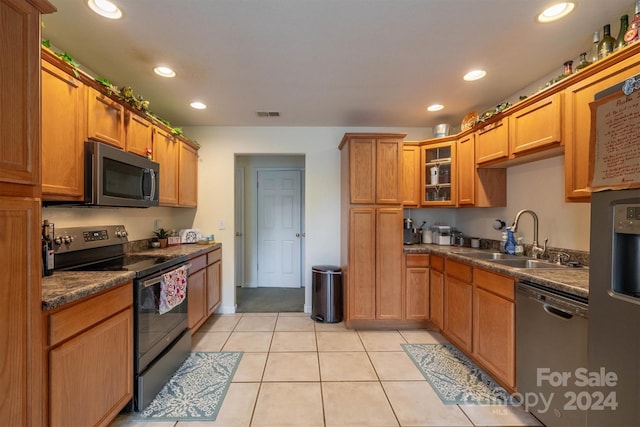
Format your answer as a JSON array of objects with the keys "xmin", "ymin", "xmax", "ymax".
[{"xmin": 136, "ymin": 271, "xmax": 189, "ymax": 373}]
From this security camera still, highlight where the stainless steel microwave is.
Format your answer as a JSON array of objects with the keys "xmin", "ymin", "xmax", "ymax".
[{"xmin": 84, "ymin": 140, "xmax": 159, "ymax": 207}]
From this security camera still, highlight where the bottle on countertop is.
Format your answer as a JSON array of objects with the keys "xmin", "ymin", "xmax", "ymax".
[
  {"xmin": 504, "ymin": 228, "xmax": 517, "ymax": 255},
  {"xmin": 598, "ymin": 24, "xmax": 616, "ymax": 59},
  {"xmin": 500, "ymin": 231, "xmax": 508, "ymax": 253},
  {"xmin": 515, "ymin": 237, "xmax": 524, "ymax": 256},
  {"xmin": 575, "ymin": 52, "xmax": 591, "ymax": 71},
  {"xmin": 615, "ymin": 14, "xmax": 629, "ymax": 51},
  {"xmin": 624, "ymin": 1, "xmax": 640, "ymax": 45},
  {"xmin": 590, "ymin": 31, "xmax": 600, "ymax": 63}
]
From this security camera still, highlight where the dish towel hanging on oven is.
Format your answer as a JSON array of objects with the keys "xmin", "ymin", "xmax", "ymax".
[{"xmin": 159, "ymin": 265, "xmax": 188, "ymax": 314}]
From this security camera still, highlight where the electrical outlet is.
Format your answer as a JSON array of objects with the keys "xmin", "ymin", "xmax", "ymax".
[
  {"xmin": 154, "ymin": 219, "xmax": 163, "ymax": 230},
  {"xmin": 218, "ymin": 219, "xmax": 225, "ymax": 230}
]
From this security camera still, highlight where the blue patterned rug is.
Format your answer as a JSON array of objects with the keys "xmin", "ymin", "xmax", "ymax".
[
  {"xmin": 402, "ymin": 343, "xmax": 513, "ymax": 405},
  {"xmin": 139, "ymin": 351, "xmax": 242, "ymax": 421}
]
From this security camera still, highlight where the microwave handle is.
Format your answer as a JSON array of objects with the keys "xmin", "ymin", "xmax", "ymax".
[{"xmin": 142, "ymin": 169, "xmax": 157, "ymax": 201}]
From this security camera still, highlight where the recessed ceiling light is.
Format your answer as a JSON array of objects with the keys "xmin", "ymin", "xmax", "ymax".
[
  {"xmin": 154, "ymin": 66, "xmax": 176, "ymax": 78},
  {"xmin": 463, "ymin": 69, "xmax": 487, "ymax": 81},
  {"xmin": 190, "ymin": 101, "xmax": 207, "ymax": 110},
  {"xmin": 427, "ymin": 104, "xmax": 444, "ymax": 112},
  {"xmin": 87, "ymin": 0, "xmax": 122, "ymax": 19},
  {"xmin": 537, "ymin": 2, "xmax": 575, "ymax": 23}
]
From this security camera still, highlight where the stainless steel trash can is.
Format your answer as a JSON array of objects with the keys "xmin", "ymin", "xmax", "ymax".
[{"xmin": 311, "ymin": 265, "xmax": 342, "ymax": 323}]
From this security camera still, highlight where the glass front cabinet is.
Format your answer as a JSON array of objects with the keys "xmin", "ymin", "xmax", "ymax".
[{"xmin": 421, "ymin": 137, "xmax": 457, "ymax": 206}]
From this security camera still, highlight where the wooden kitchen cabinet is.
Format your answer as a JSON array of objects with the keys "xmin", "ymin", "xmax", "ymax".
[
  {"xmin": 375, "ymin": 207, "xmax": 404, "ymax": 320},
  {"xmin": 340, "ymin": 133, "xmax": 405, "ymax": 205},
  {"xmin": 509, "ymin": 92, "xmax": 562, "ymax": 156},
  {"xmin": 444, "ymin": 259, "xmax": 473, "ymax": 353},
  {"xmin": 1, "ymin": 1, "xmax": 55, "ymax": 425},
  {"xmin": 405, "ymin": 254, "xmax": 430, "ymax": 320},
  {"xmin": 206, "ymin": 248, "xmax": 222, "ymax": 315},
  {"xmin": 87, "ymin": 86, "xmax": 125, "ymax": 149},
  {"xmin": 421, "ymin": 137, "xmax": 457, "ymax": 206},
  {"xmin": 47, "ymin": 282, "xmax": 133, "ymax": 427},
  {"xmin": 475, "ymin": 118, "xmax": 509, "ymax": 165},
  {"xmin": 456, "ymin": 133, "xmax": 475, "ymax": 206},
  {"xmin": 189, "ymin": 246, "xmax": 223, "ymax": 332},
  {"xmin": 125, "ymin": 110, "xmax": 153, "ymax": 158},
  {"xmin": 473, "ymin": 268, "xmax": 516, "ymax": 390},
  {"xmin": 563, "ymin": 47, "xmax": 640, "ymax": 202},
  {"xmin": 178, "ymin": 140, "xmax": 198, "ymax": 207},
  {"xmin": 41, "ymin": 56, "xmax": 85, "ymax": 200},
  {"xmin": 402, "ymin": 144, "xmax": 421, "ymax": 207},
  {"xmin": 154, "ymin": 126, "xmax": 179, "ymax": 206},
  {"xmin": 429, "ymin": 255, "xmax": 444, "ymax": 329},
  {"xmin": 346, "ymin": 207, "xmax": 376, "ymax": 320}
]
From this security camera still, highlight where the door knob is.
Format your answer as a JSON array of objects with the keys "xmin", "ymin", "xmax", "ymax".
[
  {"xmin": 235, "ymin": 231, "xmax": 242, "ymax": 236},
  {"xmin": 296, "ymin": 233, "xmax": 300, "ymax": 237}
]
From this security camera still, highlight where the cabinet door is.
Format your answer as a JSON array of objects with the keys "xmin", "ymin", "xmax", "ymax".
[
  {"xmin": 402, "ymin": 145, "xmax": 421, "ymax": 206},
  {"xmin": 178, "ymin": 141, "xmax": 198, "ymax": 207},
  {"xmin": 207, "ymin": 261, "xmax": 221, "ymax": 315},
  {"xmin": 41, "ymin": 61, "xmax": 85, "ymax": 199},
  {"xmin": 188, "ymin": 268, "xmax": 207, "ymax": 332},
  {"xmin": 509, "ymin": 92, "xmax": 561, "ymax": 156},
  {"xmin": 375, "ymin": 207, "xmax": 403, "ymax": 320},
  {"xmin": 0, "ymin": 196, "xmax": 43, "ymax": 425},
  {"xmin": 376, "ymin": 138, "xmax": 402, "ymax": 204},
  {"xmin": 405, "ymin": 267, "xmax": 429, "ymax": 320},
  {"xmin": 473, "ymin": 287, "xmax": 515, "ymax": 389},
  {"xmin": 348, "ymin": 207, "xmax": 376, "ymax": 320},
  {"xmin": 349, "ymin": 138, "xmax": 376, "ymax": 204},
  {"xmin": 564, "ymin": 55, "xmax": 640, "ymax": 202},
  {"xmin": 421, "ymin": 139, "xmax": 456, "ymax": 206},
  {"xmin": 456, "ymin": 133, "xmax": 475, "ymax": 206},
  {"xmin": 49, "ymin": 309, "xmax": 133, "ymax": 427},
  {"xmin": 87, "ymin": 87, "xmax": 124, "ymax": 149},
  {"xmin": 125, "ymin": 111, "xmax": 152, "ymax": 158},
  {"xmin": 429, "ymin": 268, "xmax": 444, "ymax": 328},
  {"xmin": 154, "ymin": 126, "xmax": 179, "ymax": 206},
  {"xmin": 444, "ymin": 275, "xmax": 473, "ymax": 353},
  {"xmin": 476, "ymin": 118, "xmax": 508, "ymax": 165}
]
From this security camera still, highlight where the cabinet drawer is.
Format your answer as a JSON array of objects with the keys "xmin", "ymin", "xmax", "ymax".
[
  {"xmin": 207, "ymin": 248, "xmax": 222, "ymax": 264},
  {"xmin": 190, "ymin": 254, "xmax": 207, "ymax": 272},
  {"xmin": 474, "ymin": 268, "xmax": 515, "ymax": 301},
  {"xmin": 445, "ymin": 259, "xmax": 472, "ymax": 282},
  {"xmin": 49, "ymin": 281, "xmax": 132, "ymax": 347},
  {"xmin": 430, "ymin": 255, "xmax": 444, "ymax": 272},
  {"xmin": 406, "ymin": 253, "xmax": 429, "ymax": 268}
]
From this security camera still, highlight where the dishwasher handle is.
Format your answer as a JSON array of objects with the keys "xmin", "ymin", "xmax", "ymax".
[{"xmin": 543, "ymin": 304, "xmax": 574, "ymax": 320}]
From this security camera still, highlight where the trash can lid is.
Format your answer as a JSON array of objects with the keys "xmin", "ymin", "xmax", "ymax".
[{"xmin": 312, "ymin": 265, "xmax": 341, "ymax": 272}]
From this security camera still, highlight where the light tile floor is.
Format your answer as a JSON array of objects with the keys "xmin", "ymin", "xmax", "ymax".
[{"xmin": 111, "ymin": 312, "xmax": 542, "ymax": 427}]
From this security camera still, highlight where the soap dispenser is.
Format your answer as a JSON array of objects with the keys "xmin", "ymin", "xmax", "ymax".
[{"xmin": 504, "ymin": 228, "xmax": 517, "ymax": 255}]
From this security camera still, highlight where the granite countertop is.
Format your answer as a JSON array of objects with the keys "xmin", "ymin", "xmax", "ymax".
[
  {"xmin": 42, "ymin": 242, "xmax": 222, "ymax": 311},
  {"xmin": 404, "ymin": 244, "xmax": 589, "ymax": 300}
]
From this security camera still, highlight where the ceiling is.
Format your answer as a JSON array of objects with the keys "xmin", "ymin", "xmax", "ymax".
[{"xmin": 42, "ymin": 0, "xmax": 632, "ymax": 128}]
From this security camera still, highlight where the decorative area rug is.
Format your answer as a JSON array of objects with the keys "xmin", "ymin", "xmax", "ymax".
[
  {"xmin": 402, "ymin": 343, "xmax": 513, "ymax": 405},
  {"xmin": 139, "ymin": 352, "xmax": 242, "ymax": 421}
]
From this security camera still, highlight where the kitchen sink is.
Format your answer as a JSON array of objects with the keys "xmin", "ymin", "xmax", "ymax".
[
  {"xmin": 452, "ymin": 251, "xmax": 513, "ymax": 260},
  {"xmin": 488, "ymin": 258, "xmax": 567, "ymax": 269}
]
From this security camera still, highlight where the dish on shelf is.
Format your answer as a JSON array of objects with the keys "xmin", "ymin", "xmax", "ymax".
[{"xmin": 461, "ymin": 112, "xmax": 479, "ymax": 131}]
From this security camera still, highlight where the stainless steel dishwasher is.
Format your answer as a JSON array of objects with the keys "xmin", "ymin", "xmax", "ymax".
[{"xmin": 516, "ymin": 281, "xmax": 588, "ymax": 427}]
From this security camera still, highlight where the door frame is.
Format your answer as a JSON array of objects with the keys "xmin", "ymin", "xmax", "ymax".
[{"xmin": 234, "ymin": 167, "xmax": 245, "ymax": 288}]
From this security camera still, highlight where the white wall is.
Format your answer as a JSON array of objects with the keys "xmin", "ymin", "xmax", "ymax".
[{"xmin": 184, "ymin": 126, "xmax": 433, "ymax": 313}]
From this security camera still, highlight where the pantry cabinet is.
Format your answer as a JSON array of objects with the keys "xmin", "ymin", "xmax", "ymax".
[
  {"xmin": 178, "ymin": 141, "xmax": 198, "ymax": 207},
  {"xmin": 563, "ymin": 47, "xmax": 640, "ymax": 202},
  {"xmin": 402, "ymin": 144, "xmax": 421, "ymax": 207},
  {"xmin": 444, "ymin": 259, "xmax": 473, "ymax": 353},
  {"xmin": 125, "ymin": 110, "xmax": 153, "ymax": 158},
  {"xmin": 87, "ymin": 86, "xmax": 125, "ymax": 149},
  {"xmin": 473, "ymin": 268, "xmax": 515, "ymax": 390},
  {"xmin": 41, "ymin": 56, "xmax": 85, "ymax": 200},
  {"xmin": 429, "ymin": 255, "xmax": 444, "ymax": 329},
  {"xmin": 404, "ymin": 254, "xmax": 430, "ymax": 320},
  {"xmin": 509, "ymin": 92, "xmax": 562, "ymax": 156},
  {"xmin": 421, "ymin": 137, "xmax": 457, "ymax": 206},
  {"xmin": 47, "ymin": 282, "xmax": 133, "ymax": 427},
  {"xmin": 154, "ymin": 126, "xmax": 180, "ymax": 206}
]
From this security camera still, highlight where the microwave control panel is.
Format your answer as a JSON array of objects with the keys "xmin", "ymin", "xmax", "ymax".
[{"xmin": 614, "ymin": 204, "xmax": 640, "ymax": 235}]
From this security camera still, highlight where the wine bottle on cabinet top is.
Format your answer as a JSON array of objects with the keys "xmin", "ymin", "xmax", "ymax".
[
  {"xmin": 598, "ymin": 24, "xmax": 615, "ymax": 59},
  {"xmin": 590, "ymin": 31, "xmax": 600, "ymax": 63},
  {"xmin": 615, "ymin": 15, "xmax": 629, "ymax": 51}
]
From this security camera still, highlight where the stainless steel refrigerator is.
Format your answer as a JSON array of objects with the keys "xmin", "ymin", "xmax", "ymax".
[{"xmin": 587, "ymin": 78, "xmax": 640, "ymax": 426}]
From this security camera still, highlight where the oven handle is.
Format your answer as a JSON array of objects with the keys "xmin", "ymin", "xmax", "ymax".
[{"xmin": 142, "ymin": 263, "xmax": 192, "ymax": 288}]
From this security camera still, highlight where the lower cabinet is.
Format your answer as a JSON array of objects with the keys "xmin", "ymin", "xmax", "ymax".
[
  {"xmin": 47, "ymin": 282, "xmax": 133, "ymax": 427},
  {"xmin": 404, "ymin": 254, "xmax": 430, "ymax": 320},
  {"xmin": 443, "ymin": 259, "xmax": 473, "ymax": 353},
  {"xmin": 188, "ymin": 246, "xmax": 223, "ymax": 333},
  {"xmin": 429, "ymin": 255, "xmax": 444, "ymax": 329}
]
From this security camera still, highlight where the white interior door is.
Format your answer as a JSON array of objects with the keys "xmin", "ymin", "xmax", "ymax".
[
  {"xmin": 234, "ymin": 168, "xmax": 245, "ymax": 287},
  {"xmin": 257, "ymin": 170, "xmax": 301, "ymax": 288}
]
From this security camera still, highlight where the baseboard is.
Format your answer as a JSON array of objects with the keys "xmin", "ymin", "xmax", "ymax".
[{"xmin": 216, "ymin": 304, "xmax": 237, "ymax": 314}]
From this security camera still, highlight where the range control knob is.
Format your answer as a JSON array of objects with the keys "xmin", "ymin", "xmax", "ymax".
[
  {"xmin": 63, "ymin": 235, "xmax": 73, "ymax": 244},
  {"xmin": 54, "ymin": 236, "xmax": 63, "ymax": 245},
  {"xmin": 116, "ymin": 230, "xmax": 128, "ymax": 238}
]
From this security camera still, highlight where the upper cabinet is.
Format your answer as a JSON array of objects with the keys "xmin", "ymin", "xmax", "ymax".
[
  {"xmin": 41, "ymin": 57, "xmax": 85, "ymax": 200},
  {"xmin": 421, "ymin": 137, "xmax": 456, "ymax": 206},
  {"xmin": 340, "ymin": 133, "xmax": 405, "ymax": 205},
  {"xmin": 87, "ymin": 86, "xmax": 125, "ymax": 149},
  {"xmin": 153, "ymin": 126, "xmax": 179, "ymax": 206},
  {"xmin": 563, "ymin": 47, "xmax": 640, "ymax": 202},
  {"xmin": 125, "ymin": 111, "xmax": 153, "ymax": 158},
  {"xmin": 402, "ymin": 144, "xmax": 421, "ymax": 207},
  {"xmin": 475, "ymin": 118, "xmax": 509, "ymax": 166},
  {"xmin": 508, "ymin": 92, "xmax": 562, "ymax": 157},
  {"xmin": 456, "ymin": 133, "xmax": 475, "ymax": 206},
  {"xmin": 178, "ymin": 141, "xmax": 198, "ymax": 207}
]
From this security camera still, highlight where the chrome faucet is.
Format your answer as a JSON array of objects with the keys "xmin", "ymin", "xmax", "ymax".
[{"xmin": 510, "ymin": 209, "xmax": 546, "ymax": 259}]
